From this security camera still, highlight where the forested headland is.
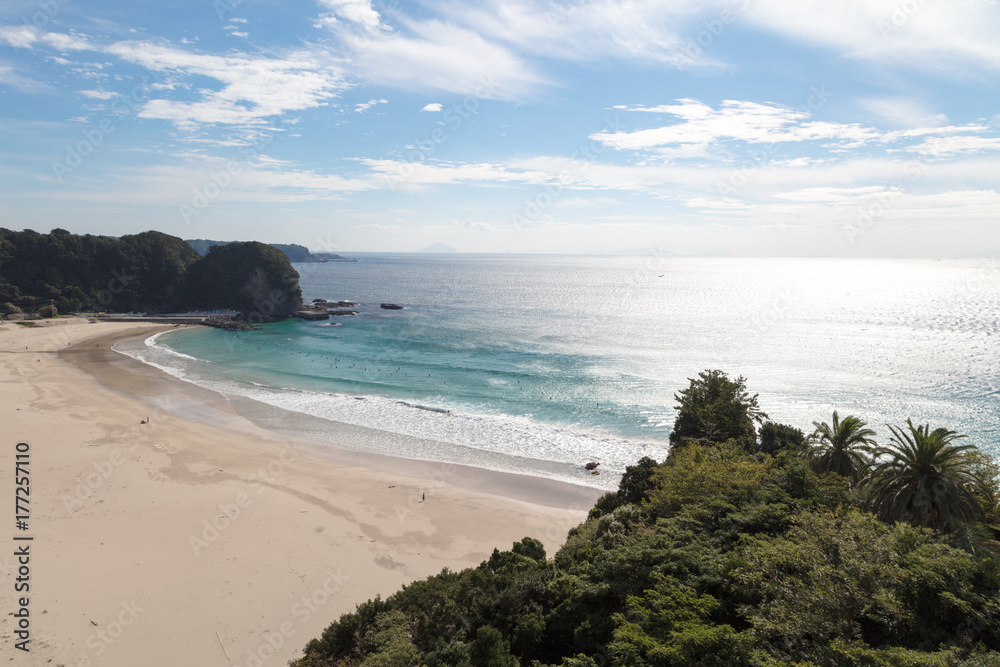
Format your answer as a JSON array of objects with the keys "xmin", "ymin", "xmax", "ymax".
[
  {"xmin": 0, "ymin": 228, "xmax": 302, "ymax": 319},
  {"xmin": 294, "ymin": 370, "xmax": 1000, "ymax": 667},
  {"xmin": 184, "ymin": 238, "xmax": 346, "ymax": 262}
]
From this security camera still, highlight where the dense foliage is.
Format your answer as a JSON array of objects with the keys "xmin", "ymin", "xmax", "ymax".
[
  {"xmin": 0, "ymin": 227, "xmax": 199, "ymax": 313},
  {"xmin": 866, "ymin": 421, "xmax": 985, "ymax": 533},
  {"xmin": 178, "ymin": 241, "xmax": 302, "ymax": 320},
  {"xmin": 185, "ymin": 238, "xmax": 331, "ymax": 262},
  {"xmin": 808, "ymin": 411, "xmax": 877, "ymax": 484},
  {"xmin": 293, "ymin": 370, "xmax": 1000, "ymax": 667},
  {"xmin": 0, "ymin": 228, "xmax": 301, "ymax": 318},
  {"xmin": 668, "ymin": 370, "xmax": 767, "ymax": 449}
]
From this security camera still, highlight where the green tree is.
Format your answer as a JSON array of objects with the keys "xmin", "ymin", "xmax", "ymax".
[
  {"xmin": 807, "ymin": 411, "xmax": 877, "ymax": 484},
  {"xmin": 469, "ymin": 625, "xmax": 517, "ymax": 667},
  {"xmin": 865, "ymin": 420, "xmax": 985, "ymax": 532},
  {"xmin": 965, "ymin": 449, "xmax": 1000, "ymax": 522},
  {"xmin": 511, "ymin": 537, "xmax": 546, "ymax": 561},
  {"xmin": 593, "ymin": 456, "xmax": 663, "ymax": 516},
  {"xmin": 758, "ymin": 421, "xmax": 807, "ymax": 456},
  {"xmin": 37, "ymin": 303, "xmax": 57, "ymax": 318},
  {"xmin": 668, "ymin": 370, "xmax": 767, "ymax": 449},
  {"xmin": 608, "ymin": 573, "xmax": 745, "ymax": 666},
  {"xmin": 354, "ymin": 610, "xmax": 421, "ymax": 666},
  {"xmin": 647, "ymin": 441, "xmax": 774, "ymax": 518},
  {"xmin": 179, "ymin": 241, "xmax": 302, "ymax": 320},
  {"xmin": 738, "ymin": 510, "xmax": 998, "ymax": 661},
  {"xmin": 618, "ymin": 456, "xmax": 659, "ymax": 505}
]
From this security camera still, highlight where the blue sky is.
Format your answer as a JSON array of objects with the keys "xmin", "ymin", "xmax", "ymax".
[{"xmin": 1, "ymin": 0, "xmax": 998, "ymax": 255}]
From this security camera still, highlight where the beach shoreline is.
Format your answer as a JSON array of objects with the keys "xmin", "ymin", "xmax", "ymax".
[
  {"xmin": 90, "ymin": 324, "xmax": 605, "ymax": 510},
  {"xmin": 0, "ymin": 319, "xmax": 596, "ymax": 666}
]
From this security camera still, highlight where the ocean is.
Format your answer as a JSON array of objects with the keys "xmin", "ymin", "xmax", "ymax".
[{"xmin": 115, "ymin": 254, "xmax": 1000, "ymax": 489}]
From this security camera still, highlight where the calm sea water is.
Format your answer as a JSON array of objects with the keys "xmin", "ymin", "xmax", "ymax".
[{"xmin": 116, "ymin": 255, "xmax": 1000, "ymax": 489}]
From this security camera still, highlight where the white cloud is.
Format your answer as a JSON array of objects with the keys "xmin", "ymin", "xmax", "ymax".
[
  {"xmin": 355, "ymin": 97, "xmax": 387, "ymax": 113},
  {"xmin": 317, "ymin": 0, "xmax": 385, "ymax": 33},
  {"xmin": 904, "ymin": 135, "xmax": 1000, "ymax": 157},
  {"xmin": 0, "ymin": 63, "xmax": 52, "ymax": 93},
  {"xmin": 40, "ymin": 30, "xmax": 92, "ymax": 51},
  {"xmin": 0, "ymin": 26, "xmax": 92, "ymax": 52},
  {"xmin": 420, "ymin": 102, "xmax": 443, "ymax": 112},
  {"xmin": 382, "ymin": 0, "xmax": 1000, "ymax": 80},
  {"xmin": 593, "ymin": 99, "xmax": 886, "ymax": 151},
  {"xmin": 339, "ymin": 18, "xmax": 546, "ymax": 99},
  {"xmin": 742, "ymin": 0, "xmax": 1000, "ymax": 75},
  {"xmin": 103, "ymin": 41, "xmax": 347, "ymax": 127},
  {"xmin": 360, "ymin": 158, "xmax": 553, "ymax": 189},
  {"xmin": 772, "ymin": 186, "xmax": 890, "ymax": 203},
  {"xmin": 437, "ymin": 0, "xmax": 714, "ymax": 67},
  {"xmin": 79, "ymin": 89, "xmax": 115, "ymax": 99},
  {"xmin": 553, "ymin": 196, "xmax": 620, "ymax": 208},
  {"xmin": 459, "ymin": 219, "xmax": 493, "ymax": 231},
  {"xmin": 358, "ymin": 223, "xmax": 400, "ymax": 230},
  {"xmin": 0, "ymin": 26, "xmax": 39, "ymax": 49},
  {"xmin": 684, "ymin": 198, "xmax": 751, "ymax": 210},
  {"xmin": 328, "ymin": 0, "xmax": 1000, "ymax": 102},
  {"xmin": 593, "ymin": 99, "xmax": 1000, "ymax": 158},
  {"xmin": 0, "ymin": 30, "xmax": 347, "ymax": 127},
  {"xmin": 859, "ymin": 96, "xmax": 948, "ymax": 128}
]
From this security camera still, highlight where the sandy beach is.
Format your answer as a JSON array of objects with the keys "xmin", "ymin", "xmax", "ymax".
[{"xmin": 0, "ymin": 319, "xmax": 598, "ymax": 666}]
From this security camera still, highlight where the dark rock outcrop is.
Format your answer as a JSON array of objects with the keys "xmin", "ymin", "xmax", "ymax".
[{"xmin": 380, "ymin": 303, "xmax": 404, "ymax": 310}]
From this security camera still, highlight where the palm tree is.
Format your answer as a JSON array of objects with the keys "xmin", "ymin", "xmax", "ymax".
[
  {"xmin": 863, "ymin": 420, "xmax": 984, "ymax": 533},
  {"xmin": 807, "ymin": 411, "xmax": 877, "ymax": 484}
]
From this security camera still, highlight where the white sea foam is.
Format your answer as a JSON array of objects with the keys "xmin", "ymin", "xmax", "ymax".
[
  {"xmin": 113, "ymin": 256, "xmax": 1000, "ymax": 488},
  {"xmin": 115, "ymin": 333, "xmax": 653, "ymax": 488}
]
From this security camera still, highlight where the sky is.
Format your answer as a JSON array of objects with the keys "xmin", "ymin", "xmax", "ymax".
[{"xmin": 0, "ymin": 0, "xmax": 998, "ymax": 256}]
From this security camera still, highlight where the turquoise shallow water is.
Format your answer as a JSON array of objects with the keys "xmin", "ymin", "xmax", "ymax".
[{"xmin": 116, "ymin": 255, "xmax": 1000, "ymax": 488}]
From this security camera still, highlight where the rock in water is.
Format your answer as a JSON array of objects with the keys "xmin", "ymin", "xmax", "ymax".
[{"xmin": 380, "ymin": 303, "xmax": 404, "ymax": 310}]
